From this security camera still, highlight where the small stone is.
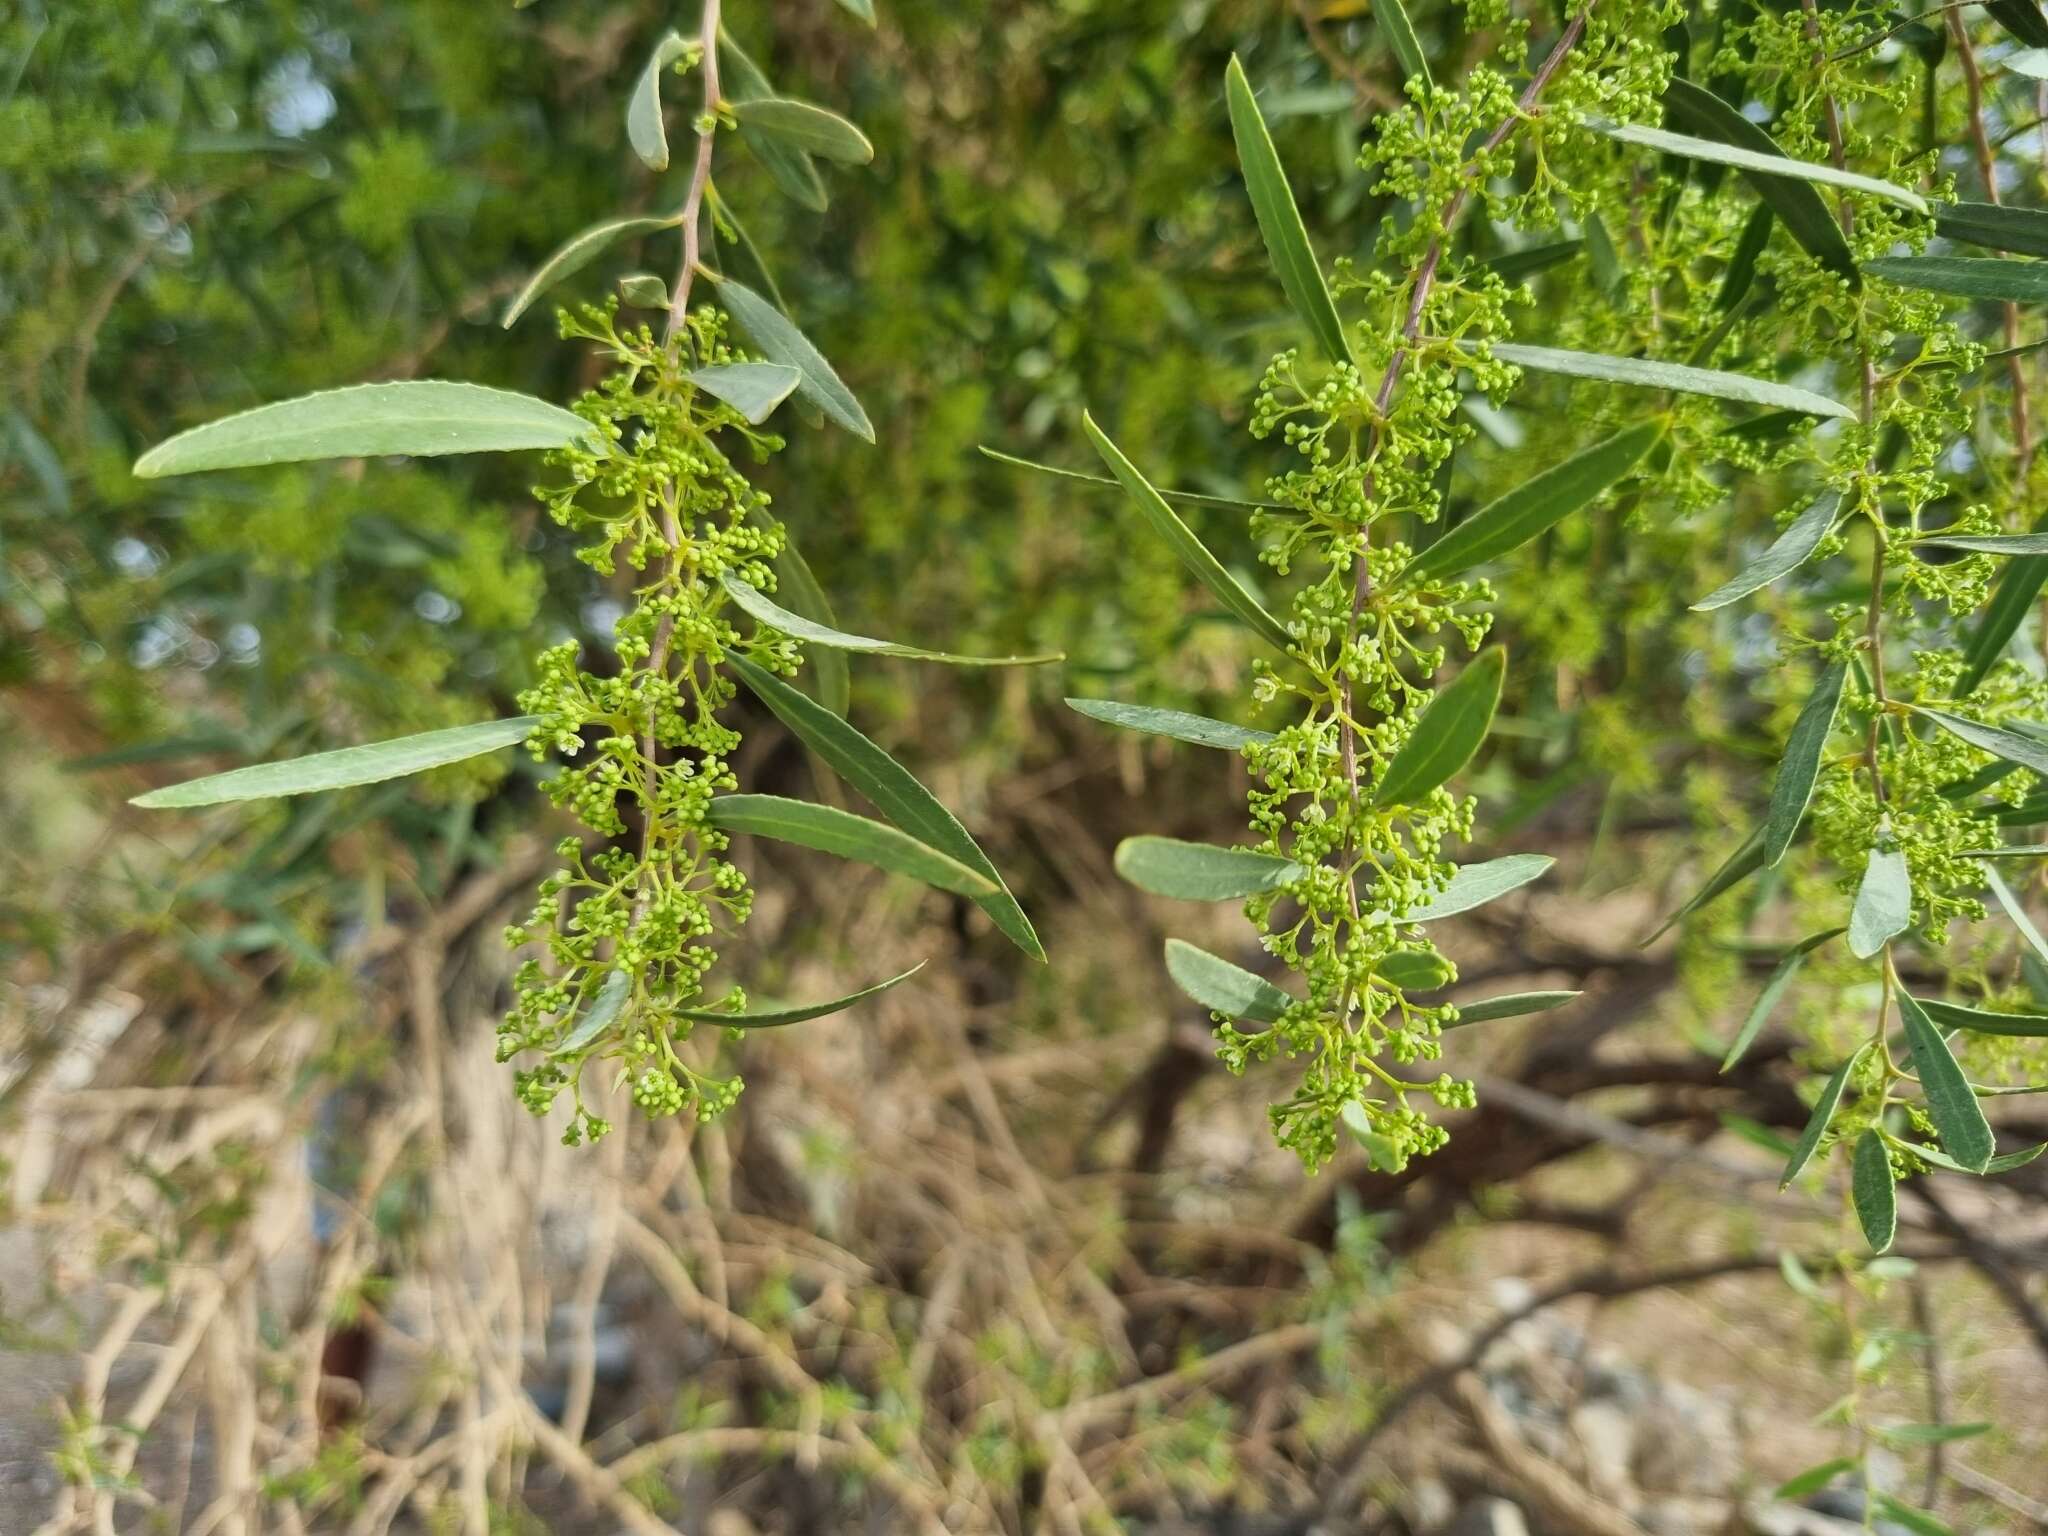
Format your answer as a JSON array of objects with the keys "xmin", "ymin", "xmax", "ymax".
[{"xmin": 1570, "ymin": 1398, "xmax": 1636, "ymax": 1501}]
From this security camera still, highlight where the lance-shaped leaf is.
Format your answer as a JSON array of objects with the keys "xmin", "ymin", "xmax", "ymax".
[
  {"xmin": 1780, "ymin": 1043, "xmax": 1869, "ymax": 1186},
  {"xmin": 1446, "ymin": 990, "xmax": 1581, "ymax": 1027},
  {"xmin": 1912, "ymin": 705, "xmax": 2048, "ymax": 777},
  {"xmin": 1990, "ymin": 0, "xmax": 2048, "ymax": 49},
  {"xmin": 1718, "ymin": 204, "xmax": 1775, "ymax": 311},
  {"xmin": 1776, "ymin": 1460, "xmax": 1860, "ymax": 1502},
  {"xmin": 1958, "ymin": 527, "xmax": 2048, "ymax": 696},
  {"xmin": 1404, "ymin": 424, "xmax": 1662, "ymax": 583},
  {"xmin": 729, "ymin": 98, "xmax": 874, "ymax": 165},
  {"xmin": 557, "ymin": 969, "xmax": 633, "ymax": 1055},
  {"xmin": 721, "ymin": 32, "xmax": 828, "ymax": 211},
  {"xmin": 131, "ymin": 716, "xmax": 537, "ymax": 808},
  {"xmin": 773, "ymin": 533, "xmax": 848, "ymax": 716},
  {"xmin": 1852, "ymin": 1133, "xmax": 1898, "ymax": 1252},
  {"xmin": 1848, "ymin": 840, "xmax": 1912, "ymax": 958},
  {"xmin": 1935, "ymin": 199, "xmax": 2048, "ymax": 258},
  {"xmin": 1865, "ymin": 255, "xmax": 2048, "ymax": 303},
  {"xmin": 1991, "ymin": 1142, "xmax": 2048, "ymax": 1172},
  {"xmin": 1766, "ymin": 661, "xmax": 1847, "ymax": 866},
  {"xmin": 1644, "ymin": 823, "xmax": 1767, "ymax": 943},
  {"xmin": 1483, "ymin": 342, "xmax": 1855, "ymax": 421},
  {"xmin": 705, "ymin": 794, "xmax": 998, "ymax": 897},
  {"xmin": 1692, "ymin": 493, "xmax": 1840, "ymax": 610},
  {"xmin": 710, "ymin": 276, "xmax": 875, "ymax": 442},
  {"xmin": 1722, "ymin": 927, "xmax": 1844, "ymax": 1071},
  {"xmin": 1598, "ymin": 118, "xmax": 1927, "ymax": 216},
  {"xmin": 626, "ymin": 30, "xmax": 690, "ymax": 171},
  {"xmin": 1399, "ymin": 854, "xmax": 1554, "ymax": 923},
  {"xmin": 1375, "ymin": 0, "xmax": 1433, "ymax": 90},
  {"xmin": 503, "ymin": 214, "xmax": 681, "ymax": 327},
  {"xmin": 1372, "ymin": 648, "xmax": 1505, "ymax": 807},
  {"xmin": 1082, "ymin": 412, "xmax": 1291, "ymax": 651},
  {"xmin": 1065, "ymin": 698, "xmax": 1274, "ymax": 751},
  {"xmin": 1870, "ymin": 1495, "xmax": 1960, "ymax": 1536},
  {"xmin": 134, "ymin": 384, "xmax": 601, "ymax": 477},
  {"xmin": 979, "ymin": 446, "xmax": 1292, "ymax": 514},
  {"xmin": 1487, "ymin": 239, "xmax": 1583, "ymax": 281},
  {"xmin": 1114, "ymin": 836, "xmax": 1303, "ymax": 901},
  {"xmin": 1914, "ymin": 997, "xmax": 2048, "ymax": 1037},
  {"xmin": 1898, "ymin": 992, "xmax": 1995, "ymax": 1172},
  {"xmin": 1223, "ymin": 55, "xmax": 1354, "ymax": 367},
  {"xmin": 836, "ymin": 0, "xmax": 878, "ymax": 23},
  {"xmin": 688, "ymin": 363, "xmax": 801, "ymax": 424},
  {"xmin": 1984, "ymin": 863, "xmax": 2048, "ymax": 968},
  {"xmin": 1164, "ymin": 939, "xmax": 1294, "ymax": 1024},
  {"xmin": 1912, "ymin": 531, "xmax": 2048, "ymax": 557},
  {"xmin": 727, "ymin": 653, "xmax": 1042, "ymax": 960},
  {"xmin": 724, "ymin": 575, "xmax": 1061, "ymax": 666},
  {"xmin": 676, "ymin": 961, "xmax": 925, "ymax": 1027}
]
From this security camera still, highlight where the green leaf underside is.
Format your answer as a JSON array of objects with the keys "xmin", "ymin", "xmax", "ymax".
[
  {"xmin": 1936, "ymin": 199, "xmax": 2048, "ymax": 258},
  {"xmin": 558, "ymin": 969, "xmax": 633, "ymax": 1054},
  {"xmin": 1959, "ymin": 527, "xmax": 2048, "ymax": 695},
  {"xmin": 977, "ymin": 446, "xmax": 1292, "ymax": 513},
  {"xmin": 721, "ymin": 32, "xmax": 828, "ymax": 212},
  {"xmin": 1866, "ymin": 255, "xmax": 2048, "ymax": 303},
  {"xmin": 1692, "ymin": 493, "xmax": 1841, "ymax": 610},
  {"xmin": 1913, "ymin": 531, "xmax": 2048, "ymax": 556},
  {"xmin": 627, "ymin": 31, "xmax": 689, "ymax": 171},
  {"xmin": 1774, "ymin": 1459, "xmax": 1858, "ymax": 1501},
  {"xmin": 1878, "ymin": 1422, "xmax": 1993, "ymax": 1446},
  {"xmin": 1446, "ymin": 990, "xmax": 1580, "ymax": 1027},
  {"xmin": 676, "ymin": 961, "xmax": 925, "ymax": 1027},
  {"xmin": 1115, "ymin": 836, "xmax": 1303, "ymax": 901},
  {"xmin": 710, "ymin": 275, "xmax": 875, "ymax": 442},
  {"xmin": 1398, "ymin": 854, "xmax": 1554, "ymax": 923},
  {"xmin": 1164, "ymin": 939, "xmax": 1293, "ymax": 1024},
  {"xmin": 618, "ymin": 273, "xmax": 671, "ymax": 309},
  {"xmin": 726, "ymin": 654, "xmax": 1042, "ymax": 960},
  {"xmin": 1596, "ymin": 118, "xmax": 1928, "ymax": 216},
  {"xmin": 1898, "ymin": 993, "xmax": 1996, "ymax": 1172},
  {"xmin": 688, "ymin": 362, "xmax": 801, "ymax": 424},
  {"xmin": 503, "ymin": 214, "xmax": 681, "ymax": 327},
  {"xmin": 1224, "ymin": 55, "xmax": 1354, "ymax": 367},
  {"xmin": 1914, "ymin": 704, "xmax": 2048, "ymax": 777},
  {"xmin": 724, "ymin": 575, "xmax": 1061, "ymax": 665},
  {"xmin": 1405, "ymin": 423, "xmax": 1662, "ymax": 583},
  {"xmin": 772, "ymin": 534, "xmax": 849, "ymax": 717},
  {"xmin": 1374, "ymin": 0, "xmax": 1433, "ymax": 89},
  {"xmin": 1870, "ymin": 1494, "xmax": 1957, "ymax": 1536},
  {"xmin": 1722, "ymin": 928, "xmax": 1844, "ymax": 1071},
  {"xmin": 729, "ymin": 97, "xmax": 875, "ymax": 165},
  {"xmin": 1372, "ymin": 648, "xmax": 1505, "ymax": 808},
  {"xmin": 1852, "ymin": 1133, "xmax": 1898, "ymax": 1252},
  {"xmin": 1646, "ymin": 823, "xmax": 1767, "ymax": 942},
  {"xmin": 1082, "ymin": 412, "xmax": 1292, "ymax": 650},
  {"xmin": 1915, "ymin": 996, "xmax": 2048, "ymax": 1036},
  {"xmin": 1848, "ymin": 842, "xmax": 1912, "ymax": 957},
  {"xmin": 1767, "ymin": 662, "xmax": 1847, "ymax": 865},
  {"xmin": 1482, "ymin": 342, "xmax": 1856, "ymax": 420},
  {"xmin": 133, "ymin": 383, "xmax": 602, "ymax": 476},
  {"xmin": 131, "ymin": 716, "xmax": 537, "ymax": 808},
  {"xmin": 1780, "ymin": 1044, "xmax": 1869, "ymax": 1186},
  {"xmin": 1986, "ymin": 863, "xmax": 2048, "ymax": 969},
  {"xmin": 1065, "ymin": 698, "xmax": 1275, "ymax": 751},
  {"xmin": 704, "ymin": 794, "xmax": 997, "ymax": 897}
]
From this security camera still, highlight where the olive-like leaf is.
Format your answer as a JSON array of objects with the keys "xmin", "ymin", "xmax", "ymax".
[
  {"xmin": 1375, "ymin": 0, "xmax": 1433, "ymax": 90},
  {"xmin": 1064, "ymin": 698, "xmax": 1275, "ymax": 751},
  {"xmin": 1958, "ymin": 529, "xmax": 2048, "ymax": 696},
  {"xmin": 710, "ymin": 275, "xmax": 875, "ymax": 442},
  {"xmin": 1852, "ymin": 1133, "xmax": 1898, "ymax": 1252},
  {"xmin": 729, "ymin": 98, "xmax": 875, "ymax": 165},
  {"xmin": 1990, "ymin": 1141, "xmax": 2048, "ymax": 1172},
  {"xmin": 1114, "ymin": 836, "xmax": 1303, "ymax": 901},
  {"xmin": 1865, "ymin": 255, "xmax": 2048, "ymax": 303},
  {"xmin": 705, "ymin": 794, "xmax": 998, "ymax": 897},
  {"xmin": 726, "ymin": 653, "xmax": 1042, "ymax": 960},
  {"xmin": 772, "ymin": 533, "xmax": 849, "ymax": 716},
  {"xmin": 1224, "ymin": 55, "xmax": 1354, "ymax": 367},
  {"xmin": 1767, "ymin": 661, "xmax": 1847, "ymax": 866},
  {"xmin": 1446, "ymin": 990, "xmax": 1581, "ymax": 1027},
  {"xmin": 1372, "ymin": 648, "xmax": 1505, "ymax": 807},
  {"xmin": 1404, "ymin": 423, "xmax": 1662, "ymax": 583},
  {"xmin": 1379, "ymin": 948, "xmax": 1454, "ymax": 989},
  {"xmin": 1990, "ymin": 0, "xmax": 2048, "ymax": 49},
  {"xmin": 1870, "ymin": 1494, "xmax": 1958, "ymax": 1536},
  {"xmin": 1597, "ymin": 118, "xmax": 1927, "ymax": 216},
  {"xmin": 721, "ymin": 32, "xmax": 828, "ymax": 211},
  {"xmin": 724, "ymin": 575, "xmax": 1061, "ymax": 666},
  {"xmin": 1898, "ymin": 992, "xmax": 1996, "ymax": 1172},
  {"xmin": 1082, "ymin": 412, "xmax": 1291, "ymax": 651},
  {"xmin": 1779, "ymin": 1044, "xmax": 1869, "ymax": 1187},
  {"xmin": 1644, "ymin": 823, "xmax": 1768, "ymax": 943},
  {"xmin": 1718, "ymin": 203, "xmax": 1775, "ymax": 311},
  {"xmin": 618, "ymin": 272, "xmax": 671, "ymax": 309},
  {"xmin": 1164, "ymin": 939, "xmax": 1294, "ymax": 1024},
  {"xmin": 1692, "ymin": 493, "xmax": 1841, "ymax": 610},
  {"xmin": 131, "ymin": 716, "xmax": 537, "ymax": 808},
  {"xmin": 1487, "ymin": 239, "xmax": 1583, "ymax": 281},
  {"xmin": 978, "ymin": 446, "xmax": 1292, "ymax": 514},
  {"xmin": 1483, "ymin": 342, "xmax": 1856, "ymax": 421},
  {"xmin": 1934, "ymin": 199, "xmax": 2048, "ymax": 257},
  {"xmin": 626, "ymin": 30, "xmax": 690, "ymax": 171},
  {"xmin": 503, "ymin": 214, "xmax": 681, "ymax": 327},
  {"xmin": 1775, "ymin": 1460, "xmax": 1859, "ymax": 1502},
  {"xmin": 1914, "ymin": 997, "xmax": 2048, "ymax": 1037},
  {"xmin": 1911, "ymin": 531, "xmax": 2048, "ymax": 557},
  {"xmin": 675, "ymin": 961, "xmax": 925, "ymax": 1028},
  {"xmin": 1848, "ymin": 840, "xmax": 1912, "ymax": 958},
  {"xmin": 133, "ymin": 384, "xmax": 602, "ymax": 477},
  {"xmin": 687, "ymin": 362, "xmax": 801, "ymax": 424},
  {"xmin": 1983, "ymin": 863, "xmax": 2048, "ymax": 969},
  {"xmin": 1399, "ymin": 854, "xmax": 1555, "ymax": 923},
  {"xmin": 1912, "ymin": 705, "xmax": 2048, "ymax": 777},
  {"xmin": 1721, "ymin": 927, "xmax": 1844, "ymax": 1071},
  {"xmin": 557, "ymin": 969, "xmax": 633, "ymax": 1055}
]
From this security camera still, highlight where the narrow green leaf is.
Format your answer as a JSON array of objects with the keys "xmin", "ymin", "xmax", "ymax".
[
  {"xmin": 1983, "ymin": 864, "xmax": 2048, "ymax": 969},
  {"xmin": 1870, "ymin": 1493, "xmax": 1957, "ymax": 1536},
  {"xmin": 729, "ymin": 98, "xmax": 875, "ymax": 165},
  {"xmin": 1404, "ymin": 424, "xmax": 1662, "ymax": 583},
  {"xmin": 1446, "ymin": 990, "xmax": 1581, "ymax": 1027},
  {"xmin": 710, "ymin": 276, "xmax": 875, "ymax": 442},
  {"xmin": 724, "ymin": 575, "xmax": 1061, "ymax": 666},
  {"xmin": 503, "ymin": 214, "xmax": 681, "ymax": 327},
  {"xmin": 1989, "ymin": 1141, "xmax": 2048, "ymax": 1172},
  {"xmin": 1081, "ymin": 412, "xmax": 1291, "ymax": 651},
  {"xmin": 1373, "ymin": 648, "xmax": 1505, "ymax": 807},
  {"xmin": 557, "ymin": 969, "xmax": 633, "ymax": 1055},
  {"xmin": 1989, "ymin": 0, "xmax": 2048, "ymax": 49},
  {"xmin": 1848, "ymin": 840, "xmax": 1912, "ymax": 958},
  {"xmin": 1717, "ymin": 203, "xmax": 1775, "ymax": 311},
  {"xmin": 1878, "ymin": 1422, "xmax": 1992, "ymax": 1446},
  {"xmin": 1114, "ymin": 836, "xmax": 1303, "ymax": 901},
  {"xmin": 1960, "ymin": 844, "xmax": 2048, "ymax": 858},
  {"xmin": 1866, "ymin": 255, "xmax": 2048, "ymax": 303},
  {"xmin": 1645, "ymin": 824, "xmax": 1768, "ymax": 942},
  {"xmin": 1374, "ymin": 0, "xmax": 1433, "ymax": 90},
  {"xmin": 835, "ymin": 0, "xmax": 878, "ymax": 24},
  {"xmin": 772, "ymin": 533, "xmax": 849, "ymax": 716},
  {"xmin": 1958, "ymin": 526, "xmax": 2048, "ymax": 696},
  {"xmin": 1692, "ymin": 493, "xmax": 1841, "ymax": 610},
  {"xmin": 705, "ymin": 794, "xmax": 998, "ymax": 897},
  {"xmin": 1911, "ymin": 531, "xmax": 2048, "ymax": 556},
  {"xmin": 978, "ymin": 445, "xmax": 1292, "ymax": 513},
  {"xmin": 676, "ymin": 961, "xmax": 925, "ymax": 1028},
  {"xmin": 1224, "ymin": 55, "xmax": 1354, "ymax": 367},
  {"xmin": 1773, "ymin": 1459, "xmax": 1857, "ymax": 1501},
  {"xmin": 1915, "ymin": 997, "xmax": 2048, "ymax": 1036},
  {"xmin": 1852, "ymin": 1133, "xmax": 1898, "ymax": 1252},
  {"xmin": 1779, "ymin": 1044, "xmax": 1869, "ymax": 1187},
  {"xmin": 687, "ymin": 362, "xmax": 800, "ymax": 424},
  {"xmin": 626, "ymin": 30, "xmax": 689, "ymax": 171},
  {"xmin": 134, "ymin": 384, "xmax": 601, "ymax": 477},
  {"xmin": 1400, "ymin": 854, "xmax": 1554, "ymax": 923},
  {"xmin": 1487, "ymin": 239, "xmax": 1583, "ymax": 281},
  {"xmin": 727, "ymin": 654, "xmax": 1042, "ymax": 960},
  {"xmin": 1721, "ymin": 928, "xmax": 1844, "ymax": 1071},
  {"xmin": 1934, "ymin": 199, "xmax": 2048, "ymax": 257},
  {"xmin": 1483, "ymin": 342, "xmax": 1855, "ymax": 421},
  {"xmin": 1583, "ymin": 209, "xmax": 1625, "ymax": 295},
  {"xmin": 1164, "ymin": 938, "xmax": 1294, "ymax": 1024},
  {"xmin": 2006, "ymin": 45, "xmax": 2048, "ymax": 78},
  {"xmin": 1913, "ymin": 704, "xmax": 2048, "ymax": 778},
  {"xmin": 721, "ymin": 32, "xmax": 828, "ymax": 212},
  {"xmin": 1767, "ymin": 661, "xmax": 1847, "ymax": 866},
  {"xmin": 131, "ymin": 717, "xmax": 537, "ymax": 808},
  {"xmin": 1898, "ymin": 993, "xmax": 1996, "ymax": 1172},
  {"xmin": 1598, "ymin": 118, "xmax": 1927, "ymax": 216},
  {"xmin": 1064, "ymin": 698, "xmax": 1275, "ymax": 751}
]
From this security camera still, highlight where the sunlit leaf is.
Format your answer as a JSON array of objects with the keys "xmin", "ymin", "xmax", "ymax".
[
  {"xmin": 711, "ymin": 275, "xmax": 875, "ymax": 442},
  {"xmin": 730, "ymin": 98, "xmax": 874, "ymax": 165},
  {"xmin": 1065, "ymin": 698, "xmax": 1274, "ymax": 751},
  {"xmin": 1898, "ymin": 993, "xmax": 1995, "ymax": 1172},
  {"xmin": 1692, "ymin": 493, "xmax": 1841, "ymax": 610},
  {"xmin": 705, "ymin": 794, "xmax": 998, "ymax": 896},
  {"xmin": 1598, "ymin": 117, "xmax": 1926, "ymax": 216},
  {"xmin": 724, "ymin": 575, "xmax": 1062, "ymax": 665},
  {"xmin": 1484, "ymin": 342, "xmax": 1855, "ymax": 420},
  {"xmin": 1446, "ymin": 990, "xmax": 1581, "ymax": 1027},
  {"xmin": 1400, "ymin": 854, "xmax": 1554, "ymax": 923},
  {"xmin": 503, "ymin": 214, "xmax": 681, "ymax": 327},
  {"xmin": 1372, "ymin": 648, "xmax": 1504, "ymax": 807},
  {"xmin": 688, "ymin": 362, "xmax": 800, "ymax": 424},
  {"xmin": 1164, "ymin": 939, "xmax": 1293, "ymax": 1023},
  {"xmin": 1114, "ymin": 836, "xmax": 1303, "ymax": 900},
  {"xmin": 1848, "ymin": 840, "xmax": 1912, "ymax": 958},
  {"xmin": 131, "ymin": 717, "xmax": 537, "ymax": 808}
]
